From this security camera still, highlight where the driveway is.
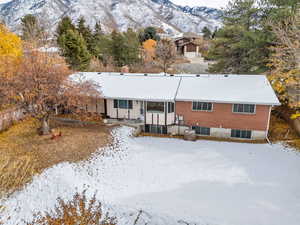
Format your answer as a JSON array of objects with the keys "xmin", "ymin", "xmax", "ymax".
[
  {"xmin": 1, "ymin": 127, "xmax": 300, "ymax": 225},
  {"xmin": 174, "ymin": 57, "xmax": 212, "ymax": 74}
]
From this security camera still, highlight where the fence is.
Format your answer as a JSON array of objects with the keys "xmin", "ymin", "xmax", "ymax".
[{"xmin": 0, "ymin": 107, "xmax": 26, "ymax": 132}]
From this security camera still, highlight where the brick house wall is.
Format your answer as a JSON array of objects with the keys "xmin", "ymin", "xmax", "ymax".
[{"xmin": 175, "ymin": 101, "xmax": 271, "ymax": 131}]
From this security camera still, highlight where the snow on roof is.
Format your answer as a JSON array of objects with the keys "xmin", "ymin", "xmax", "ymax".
[
  {"xmin": 71, "ymin": 72, "xmax": 280, "ymax": 105},
  {"xmin": 72, "ymin": 72, "xmax": 181, "ymax": 101},
  {"xmin": 176, "ymin": 75, "xmax": 281, "ymax": 105}
]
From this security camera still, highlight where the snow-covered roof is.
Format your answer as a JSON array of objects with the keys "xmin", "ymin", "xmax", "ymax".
[
  {"xmin": 72, "ymin": 72, "xmax": 181, "ymax": 101},
  {"xmin": 176, "ymin": 75, "xmax": 280, "ymax": 105},
  {"xmin": 71, "ymin": 72, "xmax": 280, "ymax": 105}
]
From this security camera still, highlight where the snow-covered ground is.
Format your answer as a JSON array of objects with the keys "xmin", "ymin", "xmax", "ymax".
[{"xmin": 1, "ymin": 126, "xmax": 300, "ymax": 225}]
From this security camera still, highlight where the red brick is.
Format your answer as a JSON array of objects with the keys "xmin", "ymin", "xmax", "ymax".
[{"xmin": 176, "ymin": 102, "xmax": 271, "ymax": 131}]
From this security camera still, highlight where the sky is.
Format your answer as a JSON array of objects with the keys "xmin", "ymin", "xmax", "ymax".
[{"xmin": 0, "ymin": 0, "xmax": 230, "ymax": 8}]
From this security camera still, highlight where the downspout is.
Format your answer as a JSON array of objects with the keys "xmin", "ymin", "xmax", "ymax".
[
  {"xmin": 266, "ymin": 105, "xmax": 273, "ymax": 144},
  {"xmin": 174, "ymin": 77, "xmax": 183, "ymax": 133}
]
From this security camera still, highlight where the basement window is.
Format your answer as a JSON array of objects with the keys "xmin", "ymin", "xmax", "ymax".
[
  {"xmin": 192, "ymin": 126, "xmax": 211, "ymax": 136},
  {"xmin": 231, "ymin": 129, "xmax": 252, "ymax": 139}
]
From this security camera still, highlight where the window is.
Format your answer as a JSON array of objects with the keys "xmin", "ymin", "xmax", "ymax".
[
  {"xmin": 231, "ymin": 129, "xmax": 252, "ymax": 139},
  {"xmin": 113, "ymin": 100, "xmax": 133, "ymax": 109},
  {"xmin": 192, "ymin": 126, "xmax": 211, "ymax": 136},
  {"xmin": 192, "ymin": 102, "xmax": 213, "ymax": 111},
  {"xmin": 145, "ymin": 125, "xmax": 167, "ymax": 134},
  {"xmin": 233, "ymin": 104, "xmax": 255, "ymax": 114},
  {"xmin": 147, "ymin": 102, "xmax": 165, "ymax": 113},
  {"xmin": 168, "ymin": 102, "xmax": 175, "ymax": 113}
]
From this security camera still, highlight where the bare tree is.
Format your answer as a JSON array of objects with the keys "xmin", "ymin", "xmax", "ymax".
[
  {"xmin": 0, "ymin": 43, "xmax": 100, "ymax": 135},
  {"xmin": 155, "ymin": 38, "xmax": 176, "ymax": 74},
  {"xmin": 268, "ymin": 11, "xmax": 300, "ymax": 135},
  {"xmin": 268, "ymin": 11, "xmax": 300, "ymax": 109}
]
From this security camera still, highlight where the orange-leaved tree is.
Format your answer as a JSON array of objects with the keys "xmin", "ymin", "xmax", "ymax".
[
  {"xmin": 142, "ymin": 39, "xmax": 157, "ymax": 62},
  {"xmin": 0, "ymin": 24, "xmax": 23, "ymax": 107},
  {"xmin": 0, "ymin": 43, "xmax": 101, "ymax": 135}
]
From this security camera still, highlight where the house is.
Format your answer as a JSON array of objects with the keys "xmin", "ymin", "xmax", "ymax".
[
  {"xmin": 174, "ymin": 32, "xmax": 202, "ymax": 58},
  {"xmin": 71, "ymin": 72, "xmax": 280, "ymax": 140}
]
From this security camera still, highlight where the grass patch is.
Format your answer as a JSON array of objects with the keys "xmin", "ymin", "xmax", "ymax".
[{"xmin": 0, "ymin": 117, "xmax": 110, "ymax": 197}]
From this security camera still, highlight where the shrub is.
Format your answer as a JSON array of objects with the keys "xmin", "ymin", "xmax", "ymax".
[{"xmin": 29, "ymin": 191, "xmax": 117, "ymax": 225}]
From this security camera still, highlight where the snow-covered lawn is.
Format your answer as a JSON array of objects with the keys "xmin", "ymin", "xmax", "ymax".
[{"xmin": 1, "ymin": 127, "xmax": 300, "ymax": 225}]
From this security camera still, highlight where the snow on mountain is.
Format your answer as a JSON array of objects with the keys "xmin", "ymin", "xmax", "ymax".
[{"xmin": 0, "ymin": 0, "xmax": 222, "ymax": 35}]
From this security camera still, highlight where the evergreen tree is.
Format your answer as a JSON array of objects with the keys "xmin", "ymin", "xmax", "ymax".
[
  {"xmin": 202, "ymin": 26, "xmax": 212, "ymax": 39},
  {"xmin": 207, "ymin": 0, "xmax": 273, "ymax": 74},
  {"xmin": 56, "ymin": 16, "xmax": 76, "ymax": 37},
  {"xmin": 59, "ymin": 29, "xmax": 91, "ymax": 71},
  {"xmin": 21, "ymin": 14, "xmax": 43, "ymax": 41},
  {"xmin": 110, "ymin": 31, "xmax": 125, "ymax": 67},
  {"xmin": 139, "ymin": 27, "xmax": 160, "ymax": 43},
  {"xmin": 261, "ymin": 0, "xmax": 299, "ymax": 21},
  {"xmin": 76, "ymin": 16, "xmax": 93, "ymax": 51},
  {"xmin": 90, "ymin": 32, "xmax": 111, "ymax": 64},
  {"xmin": 110, "ymin": 29, "xmax": 140, "ymax": 67},
  {"xmin": 123, "ymin": 28, "xmax": 140, "ymax": 65},
  {"xmin": 94, "ymin": 21, "xmax": 103, "ymax": 36}
]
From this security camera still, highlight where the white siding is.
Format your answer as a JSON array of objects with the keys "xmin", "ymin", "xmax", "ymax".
[
  {"xmin": 107, "ymin": 99, "xmax": 142, "ymax": 120},
  {"xmin": 167, "ymin": 112, "xmax": 175, "ymax": 125},
  {"xmin": 145, "ymin": 112, "xmax": 165, "ymax": 125}
]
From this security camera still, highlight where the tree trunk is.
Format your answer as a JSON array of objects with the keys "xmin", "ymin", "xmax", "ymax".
[
  {"xmin": 295, "ymin": 50, "xmax": 300, "ymax": 70},
  {"xmin": 276, "ymin": 107, "xmax": 300, "ymax": 137},
  {"xmin": 40, "ymin": 116, "xmax": 50, "ymax": 135},
  {"xmin": 292, "ymin": 118, "xmax": 300, "ymax": 136}
]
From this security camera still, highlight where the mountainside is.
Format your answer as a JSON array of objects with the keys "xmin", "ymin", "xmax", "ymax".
[{"xmin": 0, "ymin": 0, "xmax": 222, "ymax": 35}]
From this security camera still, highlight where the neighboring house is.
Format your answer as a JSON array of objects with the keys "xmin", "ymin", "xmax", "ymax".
[
  {"xmin": 174, "ymin": 32, "xmax": 202, "ymax": 58},
  {"xmin": 71, "ymin": 72, "xmax": 280, "ymax": 140}
]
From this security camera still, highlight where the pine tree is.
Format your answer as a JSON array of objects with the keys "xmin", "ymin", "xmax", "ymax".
[
  {"xmin": 59, "ymin": 29, "xmax": 91, "ymax": 71},
  {"xmin": 202, "ymin": 27, "xmax": 212, "ymax": 40},
  {"xmin": 123, "ymin": 28, "xmax": 140, "ymax": 65},
  {"xmin": 20, "ymin": 14, "xmax": 43, "ymax": 41},
  {"xmin": 110, "ymin": 30, "xmax": 126, "ymax": 67},
  {"xmin": 207, "ymin": 0, "xmax": 273, "ymax": 74},
  {"xmin": 94, "ymin": 21, "xmax": 103, "ymax": 36},
  {"xmin": 56, "ymin": 16, "xmax": 76, "ymax": 40},
  {"xmin": 76, "ymin": 16, "xmax": 93, "ymax": 51}
]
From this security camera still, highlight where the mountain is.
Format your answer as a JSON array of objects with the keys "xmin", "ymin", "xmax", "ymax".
[{"xmin": 0, "ymin": 0, "xmax": 222, "ymax": 35}]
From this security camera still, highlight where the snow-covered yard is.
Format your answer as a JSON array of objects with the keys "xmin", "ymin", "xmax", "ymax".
[{"xmin": 1, "ymin": 126, "xmax": 300, "ymax": 225}]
